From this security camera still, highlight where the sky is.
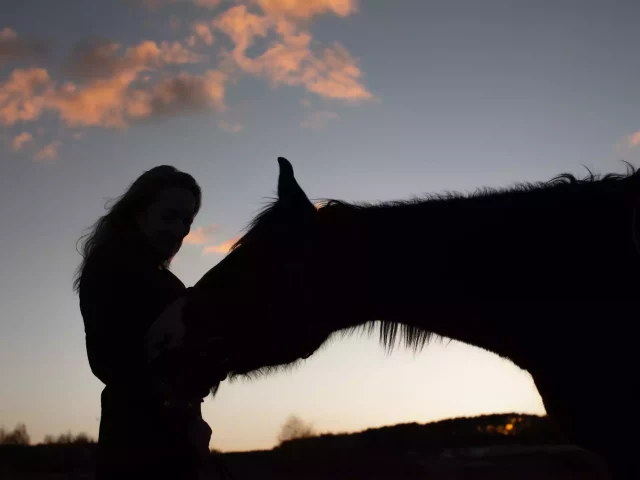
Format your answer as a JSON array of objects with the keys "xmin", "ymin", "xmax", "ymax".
[{"xmin": 1, "ymin": 0, "xmax": 640, "ymax": 452}]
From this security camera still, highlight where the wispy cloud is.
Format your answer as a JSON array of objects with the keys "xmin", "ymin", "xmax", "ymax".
[
  {"xmin": 34, "ymin": 140, "xmax": 61, "ymax": 162},
  {"xmin": 252, "ymin": 0, "xmax": 357, "ymax": 20},
  {"xmin": 65, "ymin": 39, "xmax": 207, "ymax": 81},
  {"xmin": 0, "ymin": 27, "xmax": 48, "ymax": 62},
  {"xmin": 629, "ymin": 130, "xmax": 640, "ymax": 148},
  {"xmin": 0, "ymin": 39, "xmax": 226, "ymax": 129},
  {"xmin": 1, "ymin": 0, "xmax": 370, "ymax": 156},
  {"xmin": 12, "ymin": 132, "xmax": 33, "ymax": 151},
  {"xmin": 300, "ymin": 111, "xmax": 338, "ymax": 129},
  {"xmin": 219, "ymin": 119, "xmax": 243, "ymax": 133},
  {"xmin": 0, "ymin": 68, "xmax": 51, "ymax": 126},
  {"xmin": 192, "ymin": 21, "xmax": 215, "ymax": 46},
  {"xmin": 184, "ymin": 224, "xmax": 217, "ymax": 245},
  {"xmin": 203, "ymin": 237, "xmax": 239, "ymax": 255},
  {"xmin": 213, "ymin": 1, "xmax": 373, "ymax": 103}
]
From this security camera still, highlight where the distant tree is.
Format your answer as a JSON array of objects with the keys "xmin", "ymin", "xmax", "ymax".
[
  {"xmin": 277, "ymin": 415, "xmax": 316, "ymax": 444},
  {"xmin": 72, "ymin": 432, "xmax": 93, "ymax": 444},
  {"xmin": 41, "ymin": 431, "xmax": 95, "ymax": 445},
  {"xmin": 0, "ymin": 423, "xmax": 30, "ymax": 445}
]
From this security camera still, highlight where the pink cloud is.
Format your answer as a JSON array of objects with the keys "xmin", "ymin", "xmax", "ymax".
[
  {"xmin": 300, "ymin": 110, "xmax": 338, "ymax": 129},
  {"xmin": 192, "ymin": 22, "xmax": 215, "ymax": 46},
  {"xmin": 12, "ymin": 131, "xmax": 33, "ymax": 151},
  {"xmin": 0, "ymin": 36, "xmax": 227, "ymax": 129},
  {"xmin": 1, "ymin": 1, "xmax": 369, "ymax": 141},
  {"xmin": 629, "ymin": 131, "xmax": 640, "ymax": 148},
  {"xmin": 213, "ymin": 4, "xmax": 373, "ymax": 102},
  {"xmin": 184, "ymin": 224, "xmax": 217, "ymax": 245},
  {"xmin": 34, "ymin": 140, "xmax": 61, "ymax": 162},
  {"xmin": 213, "ymin": 5, "xmax": 270, "ymax": 68},
  {"xmin": 66, "ymin": 39, "xmax": 206, "ymax": 81},
  {"xmin": 203, "ymin": 238, "xmax": 239, "ymax": 255},
  {"xmin": 253, "ymin": 0, "xmax": 358, "ymax": 20},
  {"xmin": 48, "ymin": 69, "xmax": 226, "ymax": 128},
  {"xmin": 46, "ymin": 70, "xmax": 140, "ymax": 128},
  {"xmin": 0, "ymin": 68, "xmax": 52, "ymax": 126},
  {"xmin": 303, "ymin": 43, "xmax": 373, "ymax": 102},
  {"xmin": 0, "ymin": 27, "xmax": 48, "ymax": 62}
]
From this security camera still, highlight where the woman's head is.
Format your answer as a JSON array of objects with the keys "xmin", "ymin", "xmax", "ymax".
[{"xmin": 73, "ymin": 165, "xmax": 201, "ymax": 292}]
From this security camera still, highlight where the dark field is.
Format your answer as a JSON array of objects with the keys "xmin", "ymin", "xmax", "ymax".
[
  {"xmin": 0, "ymin": 444, "xmax": 611, "ymax": 480},
  {"xmin": 0, "ymin": 414, "xmax": 613, "ymax": 479}
]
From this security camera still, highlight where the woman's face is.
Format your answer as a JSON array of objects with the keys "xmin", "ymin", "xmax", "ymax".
[{"xmin": 137, "ymin": 187, "xmax": 197, "ymax": 261}]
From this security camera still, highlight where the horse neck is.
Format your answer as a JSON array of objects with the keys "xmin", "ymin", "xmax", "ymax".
[{"xmin": 315, "ymin": 188, "xmax": 632, "ymax": 367}]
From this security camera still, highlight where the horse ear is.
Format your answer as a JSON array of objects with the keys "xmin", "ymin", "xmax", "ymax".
[{"xmin": 277, "ymin": 157, "xmax": 312, "ymax": 207}]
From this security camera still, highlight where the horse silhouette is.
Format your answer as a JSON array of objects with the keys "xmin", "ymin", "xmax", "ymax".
[{"xmin": 184, "ymin": 157, "xmax": 639, "ymax": 479}]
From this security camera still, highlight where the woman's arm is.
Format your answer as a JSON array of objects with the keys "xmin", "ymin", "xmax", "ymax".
[{"xmin": 79, "ymin": 257, "xmax": 185, "ymax": 390}]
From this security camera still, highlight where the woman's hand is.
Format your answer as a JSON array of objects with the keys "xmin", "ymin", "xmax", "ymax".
[{"xmin": 144, "ymin": 296, "xmax": 187, "ymax": 365}]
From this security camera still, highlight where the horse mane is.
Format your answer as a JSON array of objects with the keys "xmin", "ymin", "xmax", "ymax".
[
  {"xmin": 231, "ymin": 163, "xmax": 639, "ymax": 354},
  {"xmin": 230, "ymin": 196, "xmax": 279, "ymax": 251},
  {"xmin": 317, "ymin": 162, "xmax": 639, "ymax": 212}
]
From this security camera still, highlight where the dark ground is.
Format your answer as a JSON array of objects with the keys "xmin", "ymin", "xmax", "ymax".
[{"xmin": 0, "ymin": 414, "xmax": 614, "ymax": 479}]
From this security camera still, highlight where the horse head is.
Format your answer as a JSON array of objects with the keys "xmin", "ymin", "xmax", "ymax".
[{"xmin": 184, "ymin": 158, "xmax": 339, "ymax": 380}]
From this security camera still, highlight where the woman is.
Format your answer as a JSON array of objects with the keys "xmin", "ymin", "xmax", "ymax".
[{"xmin": 74, "ymin": 165, "xmax": 223, "ymax": 479}]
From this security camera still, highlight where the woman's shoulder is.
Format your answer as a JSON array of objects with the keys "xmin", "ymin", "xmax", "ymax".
[{"xmin": 80, "ymin": 246, "xmax": 144, "ymax": 292}]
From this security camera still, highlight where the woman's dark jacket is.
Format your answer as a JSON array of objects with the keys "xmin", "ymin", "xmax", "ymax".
[{"xmin": 79, "ymin": 236, "xmax": 203, "ymax": 479}]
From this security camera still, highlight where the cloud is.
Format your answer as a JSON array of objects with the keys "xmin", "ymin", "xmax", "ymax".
[
  {"xmin": 170, "ymin": 15, "xmax": 182, "ymax": 31},
  {"xmin": 142, "ymin": 70, "xmax": 227, "ymax": 115},
  {"xmin": 0, "ymin": 37, "xmax": 226, "ymax": 129},
  {"xmin": 183, "ymin": 224, "xmax": 217, "ymax": 245},
  {"xmin": 203, "ymin": 238, "xmax": 239, "ymax": 255},
  {"xmin": 1, "ymin": 0, "xmax": 368, "ymax": 143},
  {"xmin": 213, "ymin": 5, "xmax": 270, "ymax": 66},
  {"xmin": 213, "ymin": 4, "xmax": 373, "ymax": 102},
  {"xmin": 34, "ymin": 140, "xmax": 61, "ymax": 162},
  {"xmin": 219, "ymin": 119, "xmax": 243, "ymax": 133},
  {"xmin": 46, "ymin": 70, "xmax": 142, "ymax": 128},
  {"xmin": 303, "ymin": 43, "xmax": 373, "ymax": 102},
  {"xmin": 192, "ymin": 22, "xmax": 215, "ymax": 46},
  {"xmin": 65, "ymin": 39, "xmax": 207, "ymax": 81},
  {"xmin": 0, "ymin": 68, "xmax": 52, "ymax": 126},
  {"xmin": 300, "ymin": 110, "xmax": 338, "ymax": 129},
  {"xmin": 252, "ymin": 0, "xmax": 358, "ymax": 20},
  {"xmin": 629, "ymin": 131, "xmax": 640, "ymax": 148},
  {"xmin": 48, "ymin": 69, "xmax": 226, "ymax": 128},
  {"xmin": 0, "ymin": 27, "xmax": 48, "ymax": 62},
  {"xmin": 0, "ymin": 27, "xmax": 16, "ymax": 40},
  {"xmin": 300, "ymin": 98, "xmax": 311, "ymax": 107},
  {"xmin": 12, "ymin": 132, "xmax": 33, "ymax": 151}
]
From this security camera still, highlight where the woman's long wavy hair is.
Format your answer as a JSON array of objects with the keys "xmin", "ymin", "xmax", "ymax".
[{"xmin": 73, "ymin": 165, "xmax": 202, "ymax": 293}]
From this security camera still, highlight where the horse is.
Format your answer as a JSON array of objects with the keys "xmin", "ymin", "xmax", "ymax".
[{"xmin": 183, "ymin": 157, "xmax": 640, "ymax": 479}]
